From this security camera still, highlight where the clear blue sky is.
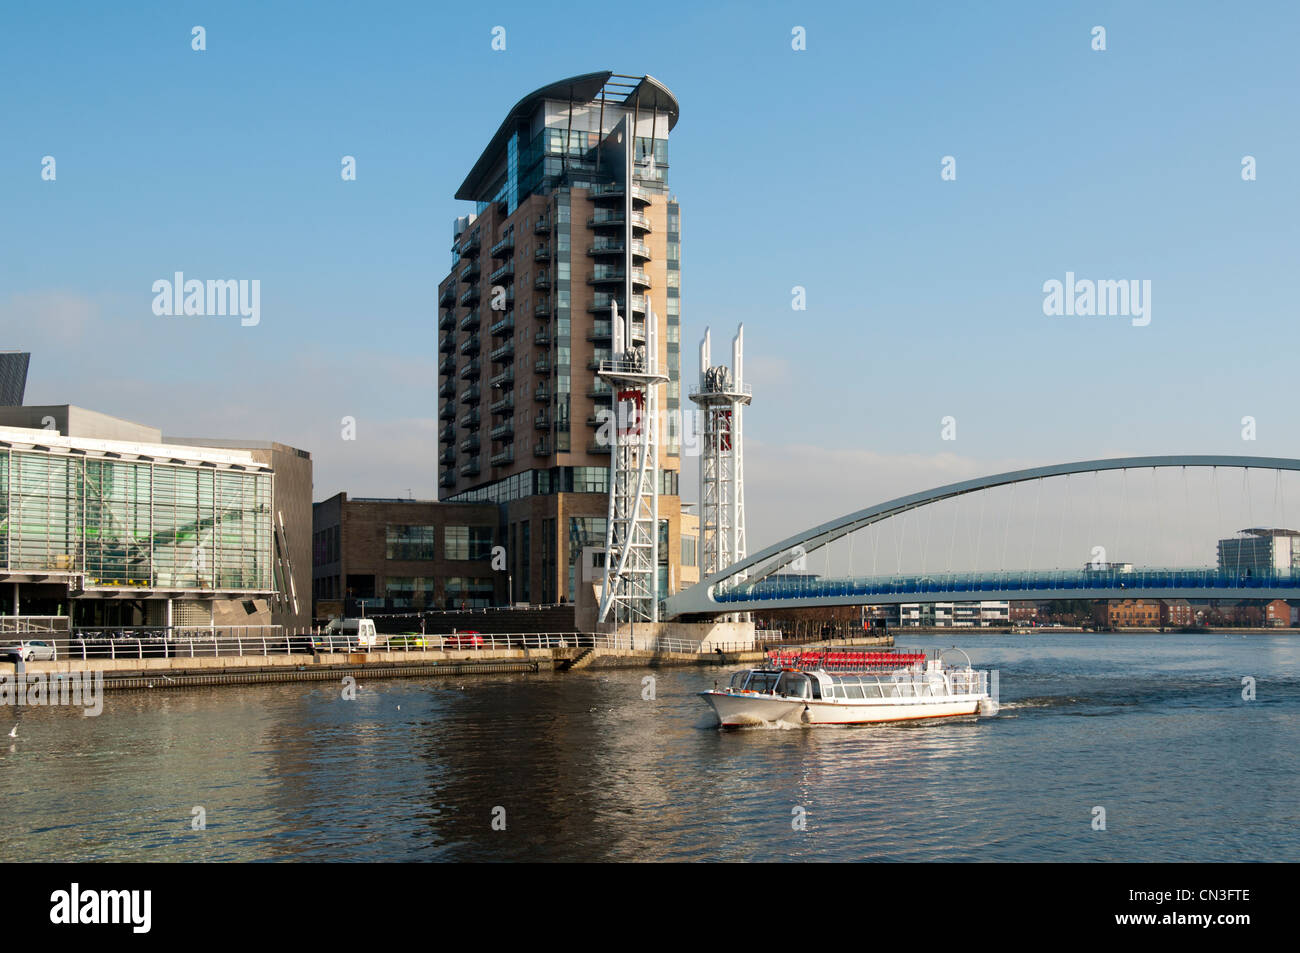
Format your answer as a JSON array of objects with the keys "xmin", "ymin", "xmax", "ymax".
[{"xmin": 2, "ymin": 1, "xmax": 1298, "ymax": 551}]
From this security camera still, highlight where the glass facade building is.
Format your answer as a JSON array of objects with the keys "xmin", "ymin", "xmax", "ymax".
[{"xmin": 0, "ymin": 447, "xmax": 274, "ymax": 591}]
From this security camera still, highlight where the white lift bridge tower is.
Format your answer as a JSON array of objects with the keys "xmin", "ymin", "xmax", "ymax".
[
  {"xmin": 690, "ymin": 325, "xmax": 752, "ymax": 583},
  {"xmin": 598, "ymin": 297, "xmax": 669, "ymax": 626}
]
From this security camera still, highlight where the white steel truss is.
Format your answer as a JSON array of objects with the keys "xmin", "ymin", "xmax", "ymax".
[
  {"xmin": 598, "ymin": 299, "xmax": 668, "ymax": 625},
  {"xmin": 691, "ymin": 326, "xmax": 752, "ymax": 586}
]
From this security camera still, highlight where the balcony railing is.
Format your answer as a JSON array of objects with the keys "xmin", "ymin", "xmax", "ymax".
[
  {"xmin": 489, "ymin": 368, "xmax": 515, "ymax": 388},
  {"xmin": 489, "ymin": 342, "xmax": 514, "ymax": 363},
  {"xmin": 460, "ymin": 385, "xmax": 481, "ymax": 404},
  {"xmin": 460, "ymin": 262, "xmax": 480, "ymax": 283},
  {"xmin": 533, "ymin": 440, "xmax": 551, "ymax": 457},
  {"xmin": 489, "ymin": 314, "xmax": 514, "ymax": 337},
  {"xmin": 489, "ymin": 261, "xmax": 515, "ymax": 284},
  {"xmin": 439, "ymin": 402, "xmax": 457, "ymax": 420},
  {"xmin": 534, "ymin": 330, "xmax": 551, "ymax": 347},
  {"xmin": 440, "ymin": 471, "xmax": 457, "ymax": 487},
  {"xmin": 490, "ymin": 234, "xmax": 515, "ymax": 258},
  {"xmin": 459, "ymin": 435, "xmax": 481, "ymax": 453},
  {"xmin": 458, "ymin": 411, "xmax": 480, "ymax": 430},
  {"xmin": 535, "ymin": 302, "xmax": 552, "ymax": 318},
  {"xmin": 459, "ymin": 461, "xmax": 481, "ymax": 477},
  {"xmin": 439, "ymin": 311, "xmax": 456, "ymax": 332},
  {"xmin": 459, "ymin": 286, "xmax": 481, "ymax": 306},
  {"xmin": 490, "ymin": 420, "xmax": 514, "ymax": 441},
  {"xmin": 491, "ymin": 447, "xmax": 515, "ymax": 467},
  {"xmin": 534, "ymin": 412, "xmax": 550, "ymax": 430},
  {"xmin": 439, "ymin": 333, "xmax": 456, "ymax": 353},
  {"xmin": 459, "ymin": 310, "xmax": 481, "ymax": 331},
  {"xmin": 534, "ymin": 245, "xmax": 551, "ymax": 261},
  {"xmin": 534, "ymin": 216, "xmax": 551, "ymax": 233},
  {"xmin": 459, "ymin": 359, "xmax": 481, "ymax": 380},
  {"xmin": 459, "ymin": 335, "xmax": 480, "ymax": 356},
  {"xmin": 535, "ymin": 358, "xmax": 551, "ymax": 374}
]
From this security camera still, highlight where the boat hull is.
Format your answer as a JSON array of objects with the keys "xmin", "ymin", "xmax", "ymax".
[{"xmin": 700, "ymin": 690, "xmax": 984, "ymax": 728}]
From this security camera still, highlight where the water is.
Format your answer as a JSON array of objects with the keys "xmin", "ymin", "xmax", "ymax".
[{"xmin": 1, "ymin": 634, "xmax": 1297, "ymax": 862}]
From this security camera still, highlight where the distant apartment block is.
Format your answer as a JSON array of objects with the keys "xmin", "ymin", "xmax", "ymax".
[{"xmin": 1217, "ymin": 528, "xmax": 1300, "ymax": 575}]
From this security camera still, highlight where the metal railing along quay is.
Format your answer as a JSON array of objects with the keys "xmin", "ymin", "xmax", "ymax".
[{"xmin": 0, "ymin": 628, "xmax": 772, "ymax": 661}]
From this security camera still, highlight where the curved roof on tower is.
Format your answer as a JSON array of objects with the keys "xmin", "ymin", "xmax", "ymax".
[{"xmin": 455, "ymin": 71, "xmax": 680, "ymax": 201}]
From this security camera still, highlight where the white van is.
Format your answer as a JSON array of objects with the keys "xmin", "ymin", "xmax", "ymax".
[{"xmin": 319, "ymin": 617, "xmax": 379, "ymax": 650}]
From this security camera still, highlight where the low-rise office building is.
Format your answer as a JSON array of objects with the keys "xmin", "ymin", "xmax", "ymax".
[{"xmin": 311, "ymin": 490, "xmax": 700, "ymax": 619}]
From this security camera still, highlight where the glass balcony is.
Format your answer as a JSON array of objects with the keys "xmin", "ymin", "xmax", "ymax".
[
  {"xmin": 460, "ymin": 261, "xmax": 480, "ymax": 283},
  {"xmin": 439, "ymin": 402, "xmax": 457, "ymax": 420},
  {"xmin": 458, "ymin": 411, "xmax": 480, "ymax": 430},
  {"xmin": 459, "ymin": 310, "xmax": 480, "ymax": 332},
  {"xmin": 490, "ymin": 420, "xmax": 514, "ymax": 441},
  {"xmin": 459, "ymin": 461, "xmax": 481, "ymax": 477},
  {"xmin": 489, "ymin": 261, "xmax": 514, "ymax": 284},
  {"xmin": 439, "ymin": 447, "xmax": 456, "ymax": 465},
  {"xmin": 489, "ymin": 341, "xmax": 514, "ymax": 363},
  {"xmin": 438, "ymin": 380, "xmax": 455, "ymax": 399},
  {"xmin": 459, "ymin": 335, "xmax": 480, "ymax": 356},
  {"xmin": 534, "ymin": 244, "xmax": 551, "ymax": 261},
  {"xmin": 439, "ymin": 355, "xmax": 456, "ymax": 375},
  {"xmin": 490, "ymin": 447, "xmax": 514, "ymax": 467},
  {"xmin": 534, "ymin": 273, "xmax": 551, "ymax": 290},
  {"xmin": 489, "ymin": 394, "xmax": 513, "ymax": 414},
  {"xmin": 489, "ymin": 313, "xmax": 514, "ymax": 337},
  {"xmin": 440, "ymin": 471, "xmax": 457, "ymax": 487},
  {"xmin": 459, "ymin": 435, "xmax": 481, "ymax": 454},
  {"xmin": 490, "ymin": 234, "xmax": 515, "ymax": 258},
  {"xmin": 439, "ymin": 333, "xmax": 456, "ymax": 354},
  {"xmin": 459, "ymin": 286, "xmax": 481, "ymax": 306},
  {"xmin": 534, "ymin": 329, "xmax": 551, "ymax": 347},
  {"xmin": 459, "ymin": 359, "xmax": 481, "ymax": 380},
  {"xmin": 439, "ymin": 424, "xmax": 456, "ymax": 444},
  {"xmin": 587, "ymin": 321, "xmax": 611, "ymax": 341},
  {"xmin": 460, "ymin": 385, "xmax": 481, "ymax": 405},
  {"xmin": 534, "ymin": 216, "xmax": 551, "ymax": 234},
  {"xmin": 489, "ymin": 368, "xmax": 514, "ymax": 389},
  {"xmin": 439, "ymin": 311, "xmax": 456, "ymax": 332},
  {"xmin": 534, "ymin": 412, "xmax": 550, "ymax": 430},
  {"xmin": 535, "ymin": 302, "xmax": 552, "ymax": 318},
  {"xmin": 533, "ymin": 440, "xmax": 551, "ymax": 457},
  {"xmin": 535, "ymin": 358, "xmax": 550, "ymax": 374}
]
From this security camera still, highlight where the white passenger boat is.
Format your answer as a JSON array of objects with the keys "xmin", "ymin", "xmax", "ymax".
[{"xmin": 700, "ymin": 648, "xmax": 997, "ymax": 728}]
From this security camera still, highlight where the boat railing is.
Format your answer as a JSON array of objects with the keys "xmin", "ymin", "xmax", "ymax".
[{"xmin": 767, "ymin": 649, "xmax": 927, "ymax": 672}]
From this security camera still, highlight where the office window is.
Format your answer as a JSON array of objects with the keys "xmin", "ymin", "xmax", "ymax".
[
  {"xmin": 386, "ymin": 525, "xmax": 436, "ymax": 560},
  {"xmin": 445, "ymin": 525, "xmax": 494, "ymax": 560}
]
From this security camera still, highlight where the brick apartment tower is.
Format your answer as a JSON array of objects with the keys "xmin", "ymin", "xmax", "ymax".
[{"xmin": 436, "ymin": 72, "xmax": 688, "ymax": 607}]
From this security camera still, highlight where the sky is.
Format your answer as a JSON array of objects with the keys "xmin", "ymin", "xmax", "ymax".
[{"xmin": 2, "ymin": 1, "xmax": 1298, "ymax": 564}]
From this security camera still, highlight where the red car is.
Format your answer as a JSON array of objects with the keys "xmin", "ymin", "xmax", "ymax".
[{"xmin": 442, "ymin": 631, "xmax": 485, "ymax": 649}]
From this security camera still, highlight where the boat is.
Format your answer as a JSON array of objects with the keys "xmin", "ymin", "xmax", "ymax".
[{"xmin": 699, "ymin": 647, "xmax": 998, "ymax": 728}]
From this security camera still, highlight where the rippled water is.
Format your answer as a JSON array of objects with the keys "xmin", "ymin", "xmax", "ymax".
[{"xmin": 1, "ymin": 634, "xmax": 1297, "ymax": 861}]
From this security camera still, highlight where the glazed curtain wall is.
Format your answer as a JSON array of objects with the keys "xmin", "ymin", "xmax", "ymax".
[{"xmin": 0, "ymin": 448, "xmax": 273, "ymax": 590}]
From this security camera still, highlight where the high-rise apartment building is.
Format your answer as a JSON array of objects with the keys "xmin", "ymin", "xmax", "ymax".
[{"xmin": 437, "ymin": 71, "xmax": 694, "ymax": 606}]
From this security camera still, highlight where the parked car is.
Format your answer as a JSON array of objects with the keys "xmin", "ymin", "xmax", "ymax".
[
  {"xmin": 386, "ymin": 634, "xmax": 429, "ymax": 650},
  {"xmin": 442, "ymin": 631, "xmax": 485, "ymax": 649},
  {"xmin": 4, "ymin": 640, "xmax": 58, "ymax": 661}
]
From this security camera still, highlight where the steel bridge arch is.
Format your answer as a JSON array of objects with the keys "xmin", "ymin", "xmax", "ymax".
[{"xmin": 663, "ymin": 454, "xmax": 1300, "ymax": 618}]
